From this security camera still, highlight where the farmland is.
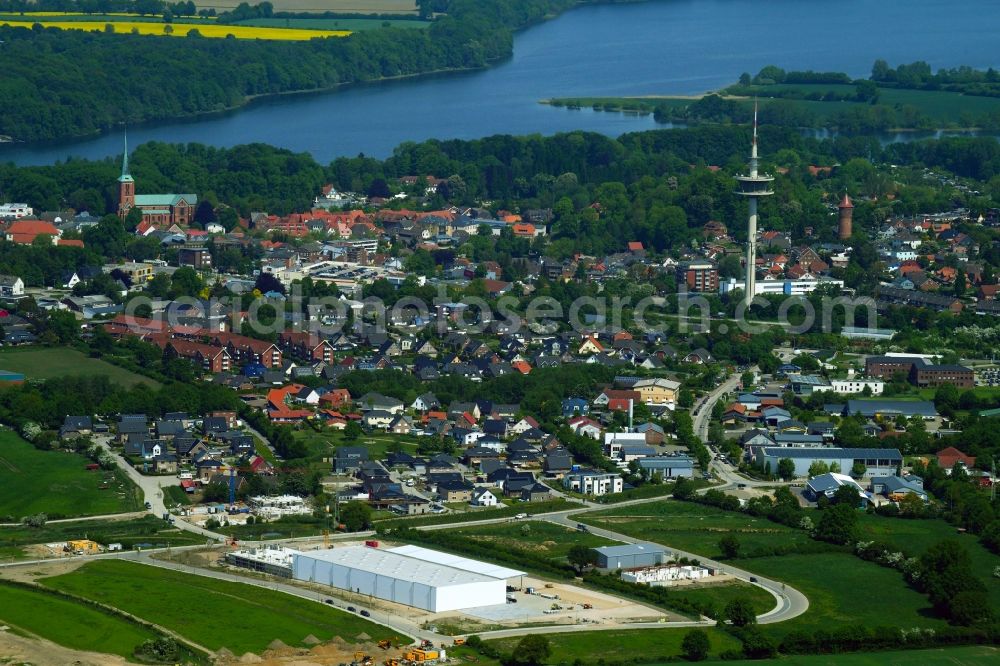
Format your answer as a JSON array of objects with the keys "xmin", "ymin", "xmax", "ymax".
[
  {"xmin": 43, "ymin": 559, "xmax": 405, "ymax": 654},
  {"xmin": 0, "ymin": 581, "xmax": 162, "ymax": 659},
  {"xmin": 0, "ymin": 347, "xmax": 159, "ymax": 388},
  {"xmin": 237, "ymin": 17, "xmax": 429, "ymax": 30},
  {"xmin": 0, "ymin": 17, "xmax": 350, "ymax": 40},
  {"xmin": 0, "ymin": 430, "xmax": 141, "ymax": 520},
  {"xmin": 196, "ymin": 0, "xmax": 419, "ymax": 14}
]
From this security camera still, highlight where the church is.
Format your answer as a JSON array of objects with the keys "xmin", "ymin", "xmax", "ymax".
[{"xmin": 117, "ymin": 137, "xmax": 197, "ymax": 227}]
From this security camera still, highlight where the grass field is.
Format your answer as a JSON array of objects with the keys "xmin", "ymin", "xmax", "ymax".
[
  {"xmin": 694, "ymin": 645, "xmax": 1000, "ymax": 666},
  {"xmin": 294, "ymin": 428, "xmax": 420, "ymax": 462},
  {"xmin": 0, "ymin": 430, "xmax": 141, "ymax": 520},
  {"xmin": 578, "ymin": 499, "xmax": 817, "ymax": 558},
  {"xmin": 486, "ymin": 627, "xmax": 741, "ymax": 664},
  {"xmin": 0, "ymin": 347, "xmax": 159, "ymax": 388},
  {"xmin": 0, "ymin": 18, "xmax": 350, "ymax": 39},
  {"xmin": 736, "ymin": 552, "xmax": 945, "ymax": 638},
  {"xmin": 237, "ymin": 17, "xmax": 428, "ymax": 29},
  {"xmin": 43, "ymin": 560, "xmax": 405, "ymax": 653},
  {"xmin": 855, "ymin": 514, "xmax": 1000, "ymax": 608},
  {"xmin": 0, "ymin": 515, "xmax": 203, "ymax": 557},
  {"xmin": 0, "ymin": 581, "xmax": 160, "ymax": 659}
]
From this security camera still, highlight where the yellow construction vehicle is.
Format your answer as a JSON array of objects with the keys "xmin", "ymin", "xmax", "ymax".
[
  {"xmin": 385, "ymin": 659, "xmax": 400, "ymax": 666},
  {"xmin": 404, "ymin": 649, "xmax": 439, "ymax": 662},
  {"xmin": 378, "ymin": 640, "xmax": 392, "ymax": 650},
  {"xmin": 453, "ymin": 638, "xmax": 466, "ymax": 646}
]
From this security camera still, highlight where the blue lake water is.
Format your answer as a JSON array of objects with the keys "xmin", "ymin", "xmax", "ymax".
[{"xmin": 3, "ymin": 0, "xmax": 1000, "ymax": 166}]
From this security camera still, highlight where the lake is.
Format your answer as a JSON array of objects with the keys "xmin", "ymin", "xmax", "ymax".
[{"xmin": 4, "ymin": 0, "xmax": 1000, "ymax": 166}]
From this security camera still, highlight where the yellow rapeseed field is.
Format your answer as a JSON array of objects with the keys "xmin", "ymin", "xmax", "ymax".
[{"xmin": 0, "ymin": 19, "xmax": 349, "ymax": 40}]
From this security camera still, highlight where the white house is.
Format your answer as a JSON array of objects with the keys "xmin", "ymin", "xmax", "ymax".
[
  {"xmin": 563, "ymin": 470, "xmax": 623, "ymax": 496},
  {"xmin": 0, "ymin": 275, "xmax": 25, "ymax": 298},
  {"xmin": 470, "ymin": 488, "xmax": 499, "ymax": 507},
  {"xmin": 569, "ymin": 416, "xmax": 603, "ymax": 440}
]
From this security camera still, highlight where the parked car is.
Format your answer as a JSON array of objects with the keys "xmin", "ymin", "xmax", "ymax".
[
  {"xmin": 324, "ymin": 599, "xmax": 334, "ymax": 605},
  {"xmin": 347, "ymin": 606, "xmax": 356, "ymax": 612},
  {"xmin": 749, "ymin": 577, "xmax": 758, "ymax": 583},
  {"xmin": 360, "ymin": 610, "xmax": 371, "ymax": 617}
]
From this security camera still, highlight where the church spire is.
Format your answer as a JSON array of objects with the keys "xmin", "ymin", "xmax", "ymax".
[{"xmin": 119, "ymin": 129, "xmax": 133, "ymax": 183}]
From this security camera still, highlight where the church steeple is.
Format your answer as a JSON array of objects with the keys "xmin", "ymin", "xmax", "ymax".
[
  {"xmin": 119, "ymin": 130, "xmax": 133, "ymax": 183},
  {"xmin": 117, "ymin": 131, "xmax": 135, "ymax": 218}
]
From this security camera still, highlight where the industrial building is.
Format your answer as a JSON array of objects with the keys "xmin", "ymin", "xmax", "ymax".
[
  {"xmin": 225, "ymin": 546, "xmax": 298, "ymax": 577},
  {"xmin": 592, "ymin": 542, "xmax": 667, "ymax": 570},
  {"xmin": 291, "ymin": 545, "xmax": 524, "ymax": 613},
  {"xmin": 758, "ymin": 447, "xmax": 902, "ymax": 478}
]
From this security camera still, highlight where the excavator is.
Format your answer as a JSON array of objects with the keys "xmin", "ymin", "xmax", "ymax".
[
  {"xmin": 378, "ymin": 640, "xmax": 392, "ymax": 650},
  {"xmin": 353, "ymin": 652, "xmax": 374, "ymax": 666}
]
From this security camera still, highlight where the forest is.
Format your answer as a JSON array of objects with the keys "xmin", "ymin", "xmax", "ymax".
[{"xmin": 0, "ymin": 0, "xmax": 583, "ymax": 142}]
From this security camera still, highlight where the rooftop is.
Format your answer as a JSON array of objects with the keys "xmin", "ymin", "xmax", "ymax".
[{"xmin": 294, "ymin": 545, "xmax": 524, "ymax": 588}]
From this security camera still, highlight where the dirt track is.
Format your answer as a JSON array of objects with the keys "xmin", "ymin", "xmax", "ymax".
[{"xmin": 0, "ymin": 630, "xmax": 142, "ymax": 666}]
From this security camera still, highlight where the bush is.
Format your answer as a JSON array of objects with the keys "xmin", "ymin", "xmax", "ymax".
[
  {"xmin": 135, "ymin": 637, "xmax": 179, "ymax": 663},
  {"xmin": 681, "ymin": 629, "xmax": 710, "ymax": 661}
]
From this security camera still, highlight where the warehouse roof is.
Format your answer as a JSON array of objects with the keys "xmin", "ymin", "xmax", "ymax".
[
  {"xmin": 388, "ymin": 545, "xmax": 524, "ymax": 580},
  {"xmin": 296, "ymin": 546, "xmax": 497, "ymax": 586},
  {"xmin": 761, "ymin": 447, "xmax": 902, "ymax": 460},
  {"xmin": 845, "ymin": 399, "xmax": 937, "ymax": 417},
  {"xmin": 296, "ymin": 545, "xmax": 524, "ymax": 587},
  {"xmin": 593, "ymin": 542, "xmax": 666, "ymax": 558}
]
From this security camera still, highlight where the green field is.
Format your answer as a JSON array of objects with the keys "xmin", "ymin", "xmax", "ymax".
[
  {"xmin": 855, "ymin": 514, "xmax": 1000, "ymax": 608},
  {"xmin": 736, "ymin": 552, "xmax": 945, "ymax": 638},
  {"xmin": 696, "ymin": 645, "xmax": 1000, "ymax": 666},
  {"xmin": 237, "ymin": 17, "xmax": 429, "ymax": 30},
  {"xmin": 43, "ymin": 560, "xmax": 405, "ymax": 654},
  {"xmin": 0, "ymin": 581, "xmax": 161, "ymax": 659},
  {"xmin": 294, "ymin": 427, "xmax": 420, "ymax": 463},
  {"xmin": 0, "ymin": 430, "xmax": 141, "ymax": 520},
  {"xmin": 0, "ymin": 515, "xmax": 203, "ymax": 558},
  {"xmin": 487, "ymin": 627, "xmax": 741, "ymax": 664},
  {"xmin": 0, "ymin": 347, "xmax": 159, "ymax": 388},
  {"xmin": 455, "ymin": 520, "xmax": 618, "ymax": 559},
  {"xmin": 578, "ymin": 499, "xmax": 817, "ymax": 558}
]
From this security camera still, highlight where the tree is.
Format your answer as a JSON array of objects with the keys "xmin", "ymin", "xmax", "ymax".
[
  {"xmin": 511, "ymin": 635, "xmax": 550, "ymax": 666},
  {"xmin": 808, "ymin": 460, "xmax": 829, "ymax": 477},
  {"xmin": 567, "ymin": 544, "xmax": 597, "ymax": 573},
  {"xmin": 718, "ymin": 534, "xmax": 741, "ymax": 559},
  {"xmin": 723, "ymin": 598, "xmax": 756, "ymax": 627},
  {"xmin": 344, "ymin": 421, "xmax": 363, "ymax": 442},
  {"xmin": 681, "ymin": 629, "xmax": 710, "ymax": 661},
  {"xmin": 814, "ymin": 503, "xmax": 858, "ymax": 545},
  {"xmin": 777, "ymin": 458, "xmax": 796, "ymax": 481},
  {"xmin": 678, "ymin": 389, "xmax": 694, "ymax": 409},
  {"xmin": 340, "ymin": 501, "xmax": 372, "ymax": 532},
  {"xmin": 850, "ymin": 461, "xmax": 867, "ymax": 478},
  {"xmin": 831, "ymin": 484, "xmax": 861, "ymax": 507}
]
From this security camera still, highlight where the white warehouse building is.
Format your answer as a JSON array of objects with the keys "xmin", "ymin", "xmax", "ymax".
[{"xmin": 291, "ymin": 545, "xmax": 524, "ymax": 613}]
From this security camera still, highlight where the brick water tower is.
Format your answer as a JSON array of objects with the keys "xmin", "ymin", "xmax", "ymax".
[{"xmin": 838, "ymin": 193, "xmax": 854, "ymax": 240}]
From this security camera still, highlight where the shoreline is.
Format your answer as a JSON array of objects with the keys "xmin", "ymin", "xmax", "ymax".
[
  {"xmin": 540, "ymin": 94, "xmax": 989, "ymax": 134},
  {"xmin": 0, "ymin": 0, "xmax": 633, "ymax": 149}
]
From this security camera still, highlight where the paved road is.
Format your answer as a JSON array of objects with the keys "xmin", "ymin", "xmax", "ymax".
[
  {"xmin": 94, "ymin": 437, "xmax": 225, "ymax": 542},
  {"xmin": 540, "ymin": 511, "xmax": 809, "ymax": 625}
]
